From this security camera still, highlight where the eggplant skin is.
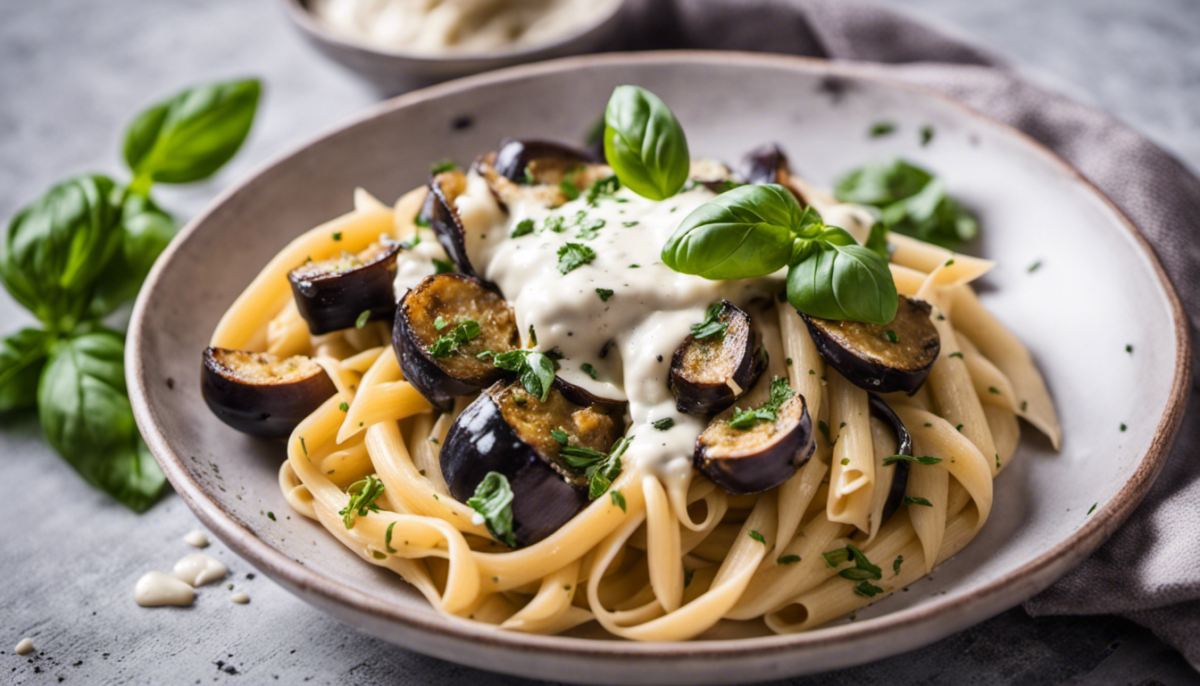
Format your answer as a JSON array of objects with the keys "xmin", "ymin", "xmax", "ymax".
[
  {"xmin": 393, "ymin": 273, "xmax": 519, "ymax": 412},
  {"xmin": 869, "ymin": 394, "xmax": 913, "ymax": 523},
  {"xmin": 695, "ymin": 393, "xmax": 815, "ymax": 495},
  {"xmin": 288, "ymin": 241, "xmax": 400, "ymax": 336},
  {"xmin": 440, "ymin": 381, "xmax": 623, "ymax": 548},
  {"xmin": 803, "ymin": 296, "xmax": 940, "ymax": 394},
  {"xmin": 428, "ymin": 169, "xmax": 476, "ymax": 276},
  {"xmin": 201, "ymin": 347, "xmax": 336, "ymax": 440},
  {"xmin": 669, "ymin": 301, "xmax": 765, "ymax": 415},
  {"xmin": 492, "ymin": 138, "xmax": 595, "ymax": 184},
  {"xmin": 739, "ymin": 142, "xmax": 807, "ymax": 204}
]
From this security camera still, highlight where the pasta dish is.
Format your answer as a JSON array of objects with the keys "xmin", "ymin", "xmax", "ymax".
[{"xmin": 201, "ymin": 86, "xmax": 1059, "ymax": 640}]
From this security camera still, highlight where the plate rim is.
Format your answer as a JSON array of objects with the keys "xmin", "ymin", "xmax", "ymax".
[{"xmin": 127, "ymin": 49, "xmax": 1192, "ymax": 667}]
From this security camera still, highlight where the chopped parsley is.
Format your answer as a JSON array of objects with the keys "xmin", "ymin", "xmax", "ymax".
[
  {"xmin": 854, "ymin": 581, "xmax": 884, "ymax": 597},
  {"xmin": 560, "ymin": 176, "xmax": 580, "ymax": 201},
  {"xmin": 728, "ymin": 377, "xmax": 793, "ymax": 430},
  {"xmin": 577, "ymin": 217, "xmax": 606, "ymax": 240},
  {"xmin": 988, "ymin": 386, "xmax": 1000, "ymax": 394},
  {"xmin": 398, "ymin": 233, "xmax": 421, "ymax": 250},
  {"xmin": 430, "ymin": 159, "xmax": 457, "ymax": 174},
  {"xmin": 948, "ymin": 351, "xmax": 963, "ymax": 359},
  {"xmin": 432, "ymin": 258, "xmax": 456, "ymax": 274},
  {"xmin": 778, "ymin": 554, "xmax": 802, "ymax": 565},
  {"xmin": 622, "ymin": 220, "xmax": 639, "ymax": 228},
  {"xmin": 884, "ymin": 329, "xmax": 898, "ymax": 343},
  {"xmin": 427, "ymin": 319, "xmax": 481, "ymax": 358},
  {"xmin": 1126, "ymin": 344, "xmax": 1133, "ymax": 354},
  {"xmin": 823, "ymin": 545, "xmax": 883, "ymax": 594},
  {"xmin": 511, "ymin": 218, "xmax": 535, "ymax": 238},
  {"xmin": 1087, "ymin": 502, "xmax": 1098, "ymax": 515},
  {"xmin": 920, "ymin": 126, "xmax": 934, "ymax": 146},
  {"xmin": 339, "ymin": 401, "xmax": 349, "ymax": 412},
  {"xmin": 332, "ymin": 231, "xmax": 342, "ymax": 241},
  {"xmin": 434, "ymin": 316, "xmax": 449, "ymax": 330},
  {"xmin": 1028, "ymin": 259, "xmax": 1043, "ymax": 273},
  {"xmin": 385, "ymin": 521, "xmax": 397, "ymax": 553},
  {"xmin": 552, "ymin": 434, "xmax": 631, "ymax": 500},
  {"xmin": 1120, "ymin": 423, "xmax": 1127, "ymax": 432},
  {"xmin": 466, "ymin": 472, "xmax": 516, "ymax": 547},
  {"xmin": 543, "ymin": 215, "xmax": 566, "ymax": 233},
  {"xmin": 748, "ymin": 530, "xmax": 766, "ymax": 544},
  {"xmin": 690, "ymin": 302, "xmax": 727, "ymax": 339},
  {"xmin": 818, "ymin": 419, "xmax": 833, "ymax": 446},
  {"xmin": 652, "ymin": 417, "xmax": 675, "ymax": 431},
  {"xmin": 355, "ymin": 310, "xmax": 371, "ymax": 329},
  {"xmin": 882, "ymin": 454, "xmax": 942, "ymax": 466},
  {"xmin": 893, "ymin": 555, "xmax": 904, "ymax": 574},
  {"xmin": 581, "ymin": 362, "xmax": 597, "ymax": 379},
  {"xmin": 528, "ymin": 324, "xmax": 537, "ymax": 346},
  {"xmin": 557, "ymin": 242, "xmax": 596, "ymax": 274},
  {"xmin": 266, "ymin": 511, "xmax": 276, "ymax": 521},
  {"xmin": 869, "ymin": 121, "xmax": 897, "ymax": 137},
  {"xmin": 596, "ymin": 287, "xmax": 614, "ymax": 302},
  {"xmin": 840, "ymin": 457, "xmax": 850, "ymax": 466},
  {"xmin": 903, "ymin": 496, "xmax": 934, "ymax": 507},
  {"xmin": 611, "ymin": 490, "xmax": 626, "ymax": 512},
  {"xmin": 586, "ymin": 175, "xmax": 620, "ymax": 205},
  {"xmin": 339, "ymin": 475, "xmax": 385, "ymax": 529}
]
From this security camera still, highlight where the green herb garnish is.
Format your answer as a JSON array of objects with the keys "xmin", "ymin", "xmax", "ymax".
[
  {"xmin": 557, "ymin": 242, "xmax": 596, "ymax": 274},
  {"xmin": 690, "ymin": 302, "xmax": 727, "ymax": 339},
  {"xmin": 652, "ymin": 417, "xmax": 675, "ymax": 431},
  {"xmin": 903, "ymin": 496, "xmax": 933, "ymax": 507},
  {"xmin": 339, "ymin": 475, "xmax": 385, "ymax": 529},
  {"xmin": 882, "ymin": 455, "xmax": 942, "ymax": 466},
  {"xmin": 466, "ymin": 472, "xmax": 516, "ymax": 547},
  {"xmin": 596, "ymin": 287, "xmax": 614, "ymax": 302},
  {"xmin": 492, "ymin": 350, "xmax": 555, "ymax": 402},
  {"xmin": 427, "ymin": 319, "xmax": 481, "ymax": 358},
  {"xmin": 727, "ymin": 377, "xmax": 793, "ymax": 430},
  {"xmin": 511, "ymin": 218, "xmax": 535, "ymax": 238}
]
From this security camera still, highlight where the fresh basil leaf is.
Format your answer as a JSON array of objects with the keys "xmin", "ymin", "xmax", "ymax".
[
  {"xmin": 787, "ymin": 227, "xmax": 898, "ymax": 325},
  {"xmin": 88, "ymin": 192, "xmax": 177, "ymax": 317},
  {"xmin": 662, "ymin": 184, "xmax": 805, "ymax": 280},
  {"xmin": 864, "ymin": 221, "xmax": 889, "ymax": 260},
  {"xmin": 603, "ymin": 85, "xmax": 690, "ymax": 201},
  {"xmin": 37, "ymin": 331, "xmax": 167, "ymax": 511},
  {"xmin": 467, "ymin": 471, "xmax": 516, "ymax": 547},
  {"xmin": 0, "ymin": 328, "xmax": 52, "ymax": 413},
  {"xmin": 835, "ymin": 158, "xmax": 977, "ymax": 248},
  {"xmin": 338, "ymin": 475, "xmax": 385, "ymax": 529},
  {"xmin": 0, "ymin": 175, "xmax": 123, "ymax": 329},
  {"xmin": 492, "ymin": 350, "xmax": 555, "ymax": 401},
  {"xmin": 124, "ymin": 78, "xmax": 261, "ymax": 185}
]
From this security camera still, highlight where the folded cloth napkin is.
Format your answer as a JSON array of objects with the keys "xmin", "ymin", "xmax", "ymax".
[{"xmin": 620, "ymin": 0, "xmax": 1200, "ymax": 669}]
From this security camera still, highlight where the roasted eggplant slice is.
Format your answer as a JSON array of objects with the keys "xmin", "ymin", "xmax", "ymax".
[
  {"xmin": 428, "ymin": 169, "xmax": 477, "ymax": 276},
  {"xmin": 493, "ymin": 138, "xmax": 595, "ymax": 184},
  {"xmin": 441, "ymin": 380, "xmax": 626, "ymax": 547},
  {"xmin": 802, "ymin": 295, "xmax": 939, "ymax": 394},
  {"xmin": 201, "ymin": 347, "xmax": 336, "ymax": 440},
  {"xmin": 869, "ymin": 394, "xmax": 913, "ymax": 522},
  {"xmin": 694, "ymin": 378, "xmax": 815, "ymax": 494},
  {"xmin": 669, "ymin": 301, "xmax": 765, "ymax": 415},
  {"xmin": 740, "ymin": 142, "xmax": 792, "ymax": 186},
  {"xmin": 288, "ymin": 241, "xmax": 400, "ymax": 335},
  {"xmin": 739, "ymin": 143, "xmax": 808, "ymax": 204},
  {"xmin": 393, "ymin": 273, "xmax": 519, "ymax": 411},
  {"xmin": 478, "ymin": 155, "xmax": 612, "ymax": 212}
]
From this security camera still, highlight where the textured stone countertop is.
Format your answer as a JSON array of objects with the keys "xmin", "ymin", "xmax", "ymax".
[{"xmin": 2, "ymin": 1, "xmax": 1199, "ymax": 684}]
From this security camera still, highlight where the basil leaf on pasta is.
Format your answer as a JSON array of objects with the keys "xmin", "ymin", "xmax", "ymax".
[{"xmin": 467, "ymin": 471, "xmax": 516, "ymax": 547}]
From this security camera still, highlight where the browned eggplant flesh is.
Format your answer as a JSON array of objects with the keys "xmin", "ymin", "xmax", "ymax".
[
  {"xmin": 288, "ymin": 240, "xmax": 400, "ymax": 335},
  {"xmin": 201, "ymin": 347, "xmax": 336, "ymax": 440},
  {"xmin": 440, "ymin": 380, "xmax": 626, "ymax": 547},
  {"xmin": 694, "ymin": 378, "xmax": 815, "ymax": 494},
  {"xmin": 739, "ymin": 142, "xmax": 808, "ymax": 203},
  {"xmin": 492, "ymin": 139, "xmax": 596, "ymax": 185},
  {"xmin": 394, "ymin": 273, "xmax": 519, "ymax": 411},
  {"xmin": 669, "ymin": 301, "xmax": 765, "ymax": 415},
  {"xmin": 477, "ymin": 155, "xmax": 613, "ymax": 211},
  {"xmin": 869, "ymin": 394, "xmax": 913, "ymax": 522},
  {"xmin": 803, "ymin": 295, "xmax": 940, "ymax": 394}
]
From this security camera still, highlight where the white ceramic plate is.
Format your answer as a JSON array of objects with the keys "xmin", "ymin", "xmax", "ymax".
[{"xmin": 127, "ymin": 52, "xmax": 1189, "ymax": 684}]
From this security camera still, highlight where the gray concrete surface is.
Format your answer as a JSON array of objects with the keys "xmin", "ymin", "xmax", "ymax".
[{"xmin": 2, "ymin": 1, "xmax": 1199, "ymax": 684}]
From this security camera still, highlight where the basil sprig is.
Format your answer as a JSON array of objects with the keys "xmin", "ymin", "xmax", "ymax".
[
  {"xmin": 0, "ymin": 77, "xmax": 261, "ymax": 511},
  {"xmin": 663, "ymin": 184, "xmax": 899, "ymax": 324},
  {"xmin": 603, "ymin": 85, "xmax": 690, "ymax": 201},
  {"xmin": 835, "ymin": 158, "xmax": 978, "ymax": 249}
]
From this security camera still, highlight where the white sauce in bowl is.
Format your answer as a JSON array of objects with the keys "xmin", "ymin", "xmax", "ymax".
[{"xmin": 310, "ymin": 0, "xmax": 620, "ymax": 55}]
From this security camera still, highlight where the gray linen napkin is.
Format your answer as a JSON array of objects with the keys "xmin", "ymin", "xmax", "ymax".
[{"xmin": 620, "ymin": 0, "xmax": 1200, "ymax": 669}]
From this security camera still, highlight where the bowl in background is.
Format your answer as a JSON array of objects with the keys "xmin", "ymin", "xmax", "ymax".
[{"xmin": 278, "ymin": 0, "xmax": 627, "ymax": 93}]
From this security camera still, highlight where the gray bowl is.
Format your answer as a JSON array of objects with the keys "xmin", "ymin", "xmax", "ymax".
[{"xmin": 279, "ymin": 0, "xmax": 627, "ymax": 93}]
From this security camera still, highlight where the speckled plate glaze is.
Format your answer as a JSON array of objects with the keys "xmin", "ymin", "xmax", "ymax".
[{"xmin": 127, "ymin": 52, "xmax": 1190, "ymax": 684}]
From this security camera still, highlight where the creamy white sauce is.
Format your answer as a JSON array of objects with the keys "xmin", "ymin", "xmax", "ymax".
[
  {"xmin": 393, "ymin": 228, "xmax": 449, "ymax": 299},
  {"xmin": 135, "ymin": 572, "xmax": 195, "ymax": 607},
  {"xmin": 14, "ymin": 638, "xmax": 33, "ymax": 655},
  {"xmin": 311, "ymin": 0, "xmax": 618, "ymax": 55},
  {"xmin": 395, "ymin": 167, "xmax": 870, "ymax": 479},
  {"xmin": 230, "ymin": 592, "xmax": 250, "ymax": 604},
  {"xmin": 182, "ymin": 530, "xmax": 209, "ymax": 548},
  {"xmin": 173, "ymin": 553, "xmax": 228, "ymax": 587}
]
